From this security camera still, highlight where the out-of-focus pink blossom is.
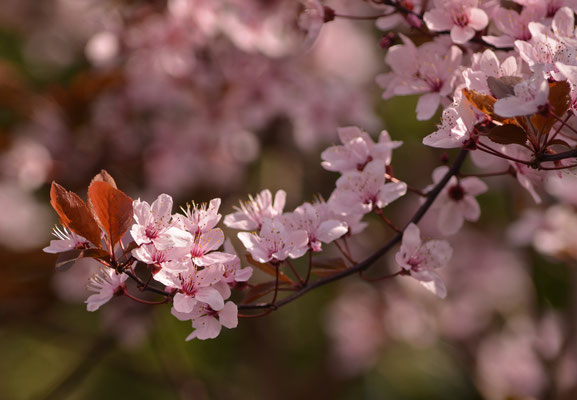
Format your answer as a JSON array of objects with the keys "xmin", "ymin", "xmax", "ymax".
[
  {"xmin": 86, "ymin": 268, "xmax": 128, "ymax": 312},
  {"xmin": 328, "ymin": 160, "xmax": 407, "ymax": 215},
  {"xmin": 321, "ymin": 126, "xmax": 401, "ymax": 173},
  {"xmin": 224, "ymin": 189, "xmax": 286, "ymax": 231},
  {"xmin": 378, "ymin": 35, "xmax": 462, "ymax": 120},
  {"xmin": 494, "ymin": 70, "xmax": 550, "ymax": 117},
  {"xmin": 424, "ymin": 0, "xmax": 488, "ymax": 44},
  {"xmin": 283, "ymin": 202, "xmax": 348, "ymax": 252},
  {"xmin": 395, "ymin": 223, "xmax": 452, "ymax": 298},
  {"xmin": 427, "ymin": 166, "xmax": 488, "ymax": 235}
]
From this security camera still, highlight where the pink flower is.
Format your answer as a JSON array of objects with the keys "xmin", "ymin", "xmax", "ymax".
[
  {"xmin": 43, "ymin": 226, "xmax": 92, "ymax": 254},
  {"xmin": 515, "ymin": 18, "xmax": 577, "ymax": 80},
  {"xmin": 131, "ymin": 194, "xmax": 192, "ymax": 250},
  {"xmin": 169, "ymin": 264, "xmax": 225, "ymax": 313},
  {"xmin": 424, "ymin": 0, "xmax": 489, "ymax": 44},
  {"xmin": 224, "ymin": 189, "xmax": 286, "ymax": 230},
  {"xmin": 188, "ymin": 228, "xmax": 235, "ymax": 266},
  {"xmin": 283, "ymin": 202, "xmax": 348, "ymax": 252},
  {"xmin": 321, "ymin": 126, "xmax": 402, "ymax": 173},
  {"xmin": 237, "ymin": 217, "xmax": 309, "ymax": 263},
  {"xmin": 328, "ymin": 160, "xmax": 407, "ymax": 215},
  {"xmin": 176, "ymin": 198, "xmax": 222, "ymax": 236},
  {"xmin": 464, "ymin": 50, "xmax": 521, "ymax": 94},
  {"xmin": 86, "ymin": 268, "xmax": 128, "ymax": 311},
  {"xmin": 482, "ymin": 6, "xmax": 544, "ymax": 48},
  {"xmin": 314, "ymin": 198, "xmax": 368, "ymax": 236},
  {"xmin": 422, "ymin": 97, "xmax": 477, "ymax": 148},
  {"xmin": 132, "ymin": 242, "xmax": 190, "ymax": 268},
  {"xmin": 377, "ymin": 35, "xmax": 462, "ymax": 120},
  {"xmin": 172, "ymin": 301, "xmax": 238, "ymax": 341},
  {"xmin": 429, "ymin": 166, "xmax": 488, "ymax": 235},
  {"xmin": 494, "ymin": 70, "xmax": 549, "ymax": 117},
  {"xmin": 222, "ymin": 239, "xmax": 253, "ymax": 285},
  {"xmin": 395, "ymin": 223, "xmax": 452, "ymax": 298}
]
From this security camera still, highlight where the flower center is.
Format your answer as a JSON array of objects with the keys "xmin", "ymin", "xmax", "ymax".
[
  {"xmin": 453, "ymin": 13, "xmax": 469, "ymax": 28},
  {"xmin": 448, "ymin": 184, "xmax": 465, "ymax": 201}
]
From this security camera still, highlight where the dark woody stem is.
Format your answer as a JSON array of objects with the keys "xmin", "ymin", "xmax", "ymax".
[{"xmin": 238, "ymin": 148, "xmax": 469, "ymax": 311}]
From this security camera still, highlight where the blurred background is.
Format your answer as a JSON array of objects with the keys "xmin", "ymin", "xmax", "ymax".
[{"xmin": 1, "ymin": 0, "xmax": 577, "ymax": 399}]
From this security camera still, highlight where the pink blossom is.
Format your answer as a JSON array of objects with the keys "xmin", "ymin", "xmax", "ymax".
[
  {"xmin": 514, "ymin": 19, "xmax": 577, "ymax": 80},
  {"xmin": 429, "ymin": 166, "xmax": 488, "ymax": 235},
  {"xmin": 482, "ymin": 6, "xmax": 544, "ymax": 48},
  {"xmin": 131, "ymin": 194, "xmax": 192, "ymax": 250},
  {"xmin": 224, "ymin": 189, "xmax": 286, "ymax": 230},
  {"xmin": 422, "ymin": 97, "xmax": 477, "ymax": 148},
  {"xmin": 377, "ymin": 35, "xmax": 462, "ymax": 120},
  {"xmin": 172, "ymin": 301, "xmax": 238, "ymax": 341},
  {"xmin": 313, "ymin": 198, "xmax": 368, "ymax": 236},
  {"xmin": 395, "ymin": 223, "xmax": 452, "ymax": 298},
  {"xmin": 321, "ymin": 126, "xmax": 402, "ymax": 173},
  {"xmin": 222, "ymin": 239, "xmax": 253, "ymax": 285},
  {"xmin": 86, "ymin": 268, "xmax": 128, "ymax": 311},
  {"xmin": 188, "ymin": 228, "xmax": 235, "ymax": 266},
  {"xmin": 283, "ymin": 202, "xmax": 348, "ymax": 252},
  {"xmin": 237, "ymin": 217, "xmax": 309, "ymax": 263},
  {"xmin": 464, "ymin": 50, "xmax": 521, "ymax": 94},
  {"xmin": 494, "ymin": 71, "xmax": 550, "ymax": 117},
  {"xmin": 176, "ymin": 198, "xmax": 222, "ymax": 236},
  {"xmin": 43, "ymin": 226, "xmax": 92, "ymax": 253},
  {"xmin": 328, "ymin": 159, "xmax": 407, "ymax": 215},
  {"xmin": 424, "ymin": 0, "xmax": 489, "ymax": 44},
  {"xmin": 169, "ymin": 264, "xmax": 225, "ymax": 313},
  {"xmin": 131, "ymin": 242, "xmax": 190, "ymax": 268}
]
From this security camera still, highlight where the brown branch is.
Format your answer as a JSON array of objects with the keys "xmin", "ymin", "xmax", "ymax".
[{"xmin": 238, "ymin": 148, "xmax": 469, "ymax": 311}]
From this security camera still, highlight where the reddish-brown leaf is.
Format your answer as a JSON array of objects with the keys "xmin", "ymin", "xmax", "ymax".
[
  {"xmin": 88, "ymin": 181, "xmax": 133, "ymax": 248},
  {"xmin": 311, "ymin": 257, "xmax": 348, "ymax": 277},
  {"xmin": 242, "ymin": 281, "xmax": 289, "ymax": 304},
  {"xmin": 530, "ymin": 80, "xmax": 571, "ymax": 135},
  {"xmin": 462, "ymin": 88, "xmax": 519, "ymax": 126},
  {"xmin": 90, "ymin": 170, "xmax": 117, "ymax": 189},
  {"xmin": 50, "ymin": 182, "xmax": 102, "ymax": 248},
  {"xmin": 487, "ymin": 124, "xmax": 528, "ymax": 146},
  {"xmin": 245, "ymin": 254, "xmax": 294, "ymax": 284}
]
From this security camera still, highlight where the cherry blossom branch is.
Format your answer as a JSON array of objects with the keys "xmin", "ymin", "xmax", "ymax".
[{"xmin": 238, "ymin": 148, "xmax": 469, "ymax": 311}]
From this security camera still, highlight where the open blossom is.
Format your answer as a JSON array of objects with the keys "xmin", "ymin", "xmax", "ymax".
[
  {"xmin": 429, "ymin": 166, "xmax": 488, "ymax": 235},
  {"xmin": 283, "ymin": 202, "xmax": 348, "ymax": 252},
  {"xmin": 176, "ymin": 198, "xmax": 222, "ymax": 236},
  {"xmin": 224, "ymin": 189, "xmax": 286, "ymax": 230},
  {"xmin": 464, "ymin": 50, "xmax": 521, "ymax": 94},
  {"xmin": 424, "ymin": 0, "xmax": 489, "ymax": 44},
  {"xmin": 43, "ymin": 226, "xmax": 92, "ymax": 253},
  {"xmin": 188, "ymin": 228, "xmax": 235, "ymax": 266},
  {"xmin": 321, "ymin": 126, "xmax": 402, "ymax": 173},
  {"xmin": 172, "ymin": 301, "xmax": 238, "ymax": 341},
  {"xmin": 237, "ymin": 217, "xmax": 308, "ymax": 263},
  {"xmin": 131, "ymin": 194, "xmax": 192, "ymax": 250},
  {"xmin": 515, "ymin": 16, "xmax": 577, "ymax": 80},
  {"xmin": 86, "ymin": 268, "xmax": 128, "ymax": 311},
  {"xmin": 422, "ymin": 96, "xmax": 477, "ymax": 148},
  {"xmin": 377, "ymin": 35, "xmax": 462, "ymax": 120},
  {"xmin": 482, "ymin": 6, "xmax": 543, "ymax": 48},
  {"xmin": 328, "ymin": 159, "xmax": 407, "ymax": 215},
  {"xmin": 395, "ymin": 223, "xmax": 452, "ymax": 298},
  {"xmin": 494, "ymin": 70, "xmax": 549, "ymax": 117},
  {"xmin": 222, "ymin": 239, "xmax": 253, "ymax": 285},
  {"xmin": 166, "ymin": 264, "xmax": 225, "ymax": 313},
  {"xmin": 131, "ymin": 242, "xmax": 190, "ymax": 269}
]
